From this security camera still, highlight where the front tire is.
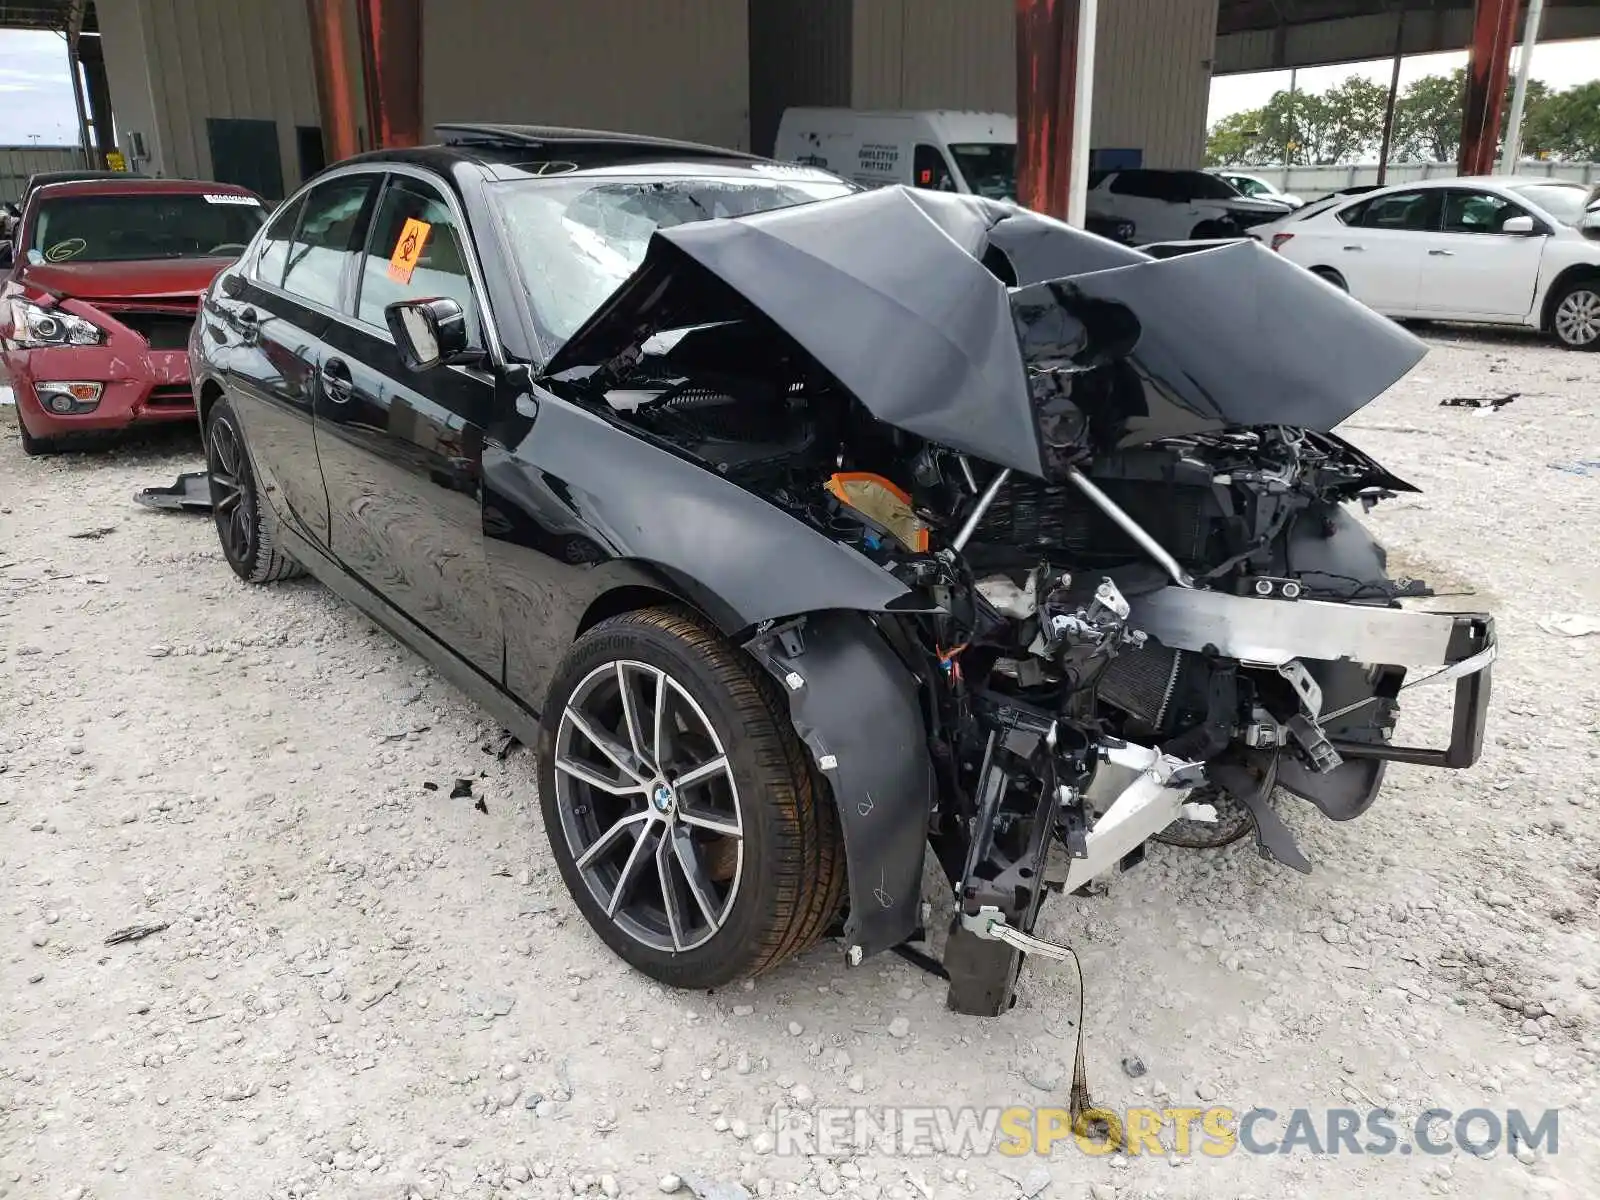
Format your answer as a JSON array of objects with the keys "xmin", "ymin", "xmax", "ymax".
[
  {"xmin": 203, "ymin": 397, "xmax": 303, "ymax": 583},
  {"xmin": 1550, "ymin": 280, "xmax": 1600, "ymax": 350},
  {"xmin": 537, "ymin": 608, "xmax": 845, "ymax": 989}
]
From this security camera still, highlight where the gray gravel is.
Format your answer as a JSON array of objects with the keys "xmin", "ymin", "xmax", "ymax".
[{"xmin": 2, "ymin": 328, "xmax": 1598, "ymax": 1200}]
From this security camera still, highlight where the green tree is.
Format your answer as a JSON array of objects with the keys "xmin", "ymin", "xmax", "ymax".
[
  {"xmin": 1318, "ymin": 76, "xmax": 1392, "ymax": 162},
  {"xmin": 1522, "ymin": 80, "xmax": 1600, "ymax": 161},
  {"xmin": 1206, "ymin": 68, "xmax": 1593, "ymax": 168},
  {"xmin": 1394, "ymin": 69, "xmax": 1466, "ymax": 162},
  {"xmin": 1207, "ymin": 75, "xmax": 1388, "ymax": 166},
  {"xmin": 1204, "ymin": 108, "xmax": 1269, "ymax": 165}
]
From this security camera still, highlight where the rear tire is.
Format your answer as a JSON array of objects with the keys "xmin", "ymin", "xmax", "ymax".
[
  {"xmin": 1191, "ymin": 220, "xmax": 1233, "ymax": 239},
  {"xmin": 203, "ymin": 396, "xmax": 303, "ymax": 583},
  {"xmin": 1311, "ymin": 267, "xmax": 1349, "ymax": 293},
  {"xmin": 538, "ymin": 607, "xmax": 845, "ymax": 989}
]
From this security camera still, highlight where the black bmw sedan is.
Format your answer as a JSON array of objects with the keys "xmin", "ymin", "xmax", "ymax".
[{"xmin": 190, "ymin": 124, "xmax": 1492, "ymax": 1016}]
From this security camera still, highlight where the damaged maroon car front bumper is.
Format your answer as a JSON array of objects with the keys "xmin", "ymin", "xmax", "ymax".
[{"xmin": 4, "ymin": 295, "xmax": 199, "ymax": 438}]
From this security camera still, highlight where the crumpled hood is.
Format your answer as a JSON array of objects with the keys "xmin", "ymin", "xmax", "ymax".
[
  {"xmin": 16, "ymin": 257, "xmax": 231, "ymax": 303},
  {"xmin": 543, "ymin": 186, "xmax": 1426, "ymax": 476}
]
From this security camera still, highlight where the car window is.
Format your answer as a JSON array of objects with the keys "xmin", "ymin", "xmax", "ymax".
[
  {"xmin": 355, "ymin": 176, "xmax": 480, "ymax": 340},
  {"xmin": 1350, "ymin": 190, "xmax": 1442, "ymax": 232},
  {"xmin": 1442, "ymin": 189, "xmax": 1525, "ymax": 234},
  {"xmin": 946, "ymin": 142, "xmax": 1014, "ymax": 201},
  {"xmin": 255, "ymin": 196, "xmax": 304, "ymax": 288},
  {"xmin": 912, "ymin": 144, "xmax": 955, "ymax": 192},
  {"xmin": 1110, "ymin": 172, "xmax": 1162, "ymax": 199},
  {"xmin": 1179, "ymin": 171, "xmax": 1242, "ymax": 201},
  {"xmin": 281, "ymin": 176, "xmax": 378, "ymax": 309}
]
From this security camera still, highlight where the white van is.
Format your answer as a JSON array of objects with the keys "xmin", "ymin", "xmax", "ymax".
[{"xmin": 773, "ymin": 108, "xmax": 1017, "ymax": 201}]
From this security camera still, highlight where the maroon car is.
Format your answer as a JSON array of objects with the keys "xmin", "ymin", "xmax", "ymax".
[{"xmin": 1, "ymin": 177, "xmax": 268, "ymax": 455}]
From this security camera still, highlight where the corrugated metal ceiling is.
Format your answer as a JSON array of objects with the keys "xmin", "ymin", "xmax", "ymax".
[
  {"xmin": 1219, "ymin": 0, "xmax": 1594, "ymax": 37},
  {"xmin": 0, "ymin": 0, "xmax": 95, "ymax": 32}
]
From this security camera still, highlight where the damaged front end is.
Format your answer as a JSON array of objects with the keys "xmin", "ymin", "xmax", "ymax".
[{"xmin": 540, "ymin": 186, "xmax": 1496, "ymax": 1016}]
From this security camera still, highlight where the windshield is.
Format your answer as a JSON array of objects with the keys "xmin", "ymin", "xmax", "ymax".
[
  {"xmin": 28, "ymin": 192, "xmax": 266, "ymax": 264},
  {"xmin": 491, "ymin": 173, "xmax": 855, "ymax": 344},
  {"xmin": 948, "ymin": 143, "xmax": 1016, "ymax": 201},
  {"xmin": 1508, "ymin": 182, "xmax": 1596, "ymax": 226}
]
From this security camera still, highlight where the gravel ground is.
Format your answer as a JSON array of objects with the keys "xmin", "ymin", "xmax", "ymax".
[{"xmin": 2, "ymin": 330, "xmax": 1598, "ymax": 1200}]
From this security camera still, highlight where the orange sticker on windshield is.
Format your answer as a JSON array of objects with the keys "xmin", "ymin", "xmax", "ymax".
[{"xmin": 387, "ymin": 217, "xmax": 431, "ymax": 284}]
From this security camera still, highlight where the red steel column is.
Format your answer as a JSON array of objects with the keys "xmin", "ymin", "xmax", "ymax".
[
  {"xmin": 1016, "ymin": 0, "xmax": 1082, "ymax": 220},
  {"xmin": 1458, "ymin": 0, "xmax": 1521, "ymax": 176},
  {"xmin": 356, "ymin": 0, "xmax": 424, "ymax": 149},
  {"xmin": 306, "ymin": 0, "xmax": 363, "ymax": 163}
]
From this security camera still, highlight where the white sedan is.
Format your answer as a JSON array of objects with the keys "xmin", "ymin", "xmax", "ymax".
[{"xmin": 1256, "ymin": 176, "xmax": 1600, "ymax": 350}]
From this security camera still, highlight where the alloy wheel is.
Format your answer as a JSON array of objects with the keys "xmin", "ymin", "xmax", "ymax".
[
  {"xmin": 207, "ymin": 416, "xmax": 255, "ymax": 564},
  {"xmin": 1554, "ymin": 288, "xmax": 1600, "ymax": 347},
  {"xmin": 553, "ymin": 659, "xmax": 744, "ymax": 953}
]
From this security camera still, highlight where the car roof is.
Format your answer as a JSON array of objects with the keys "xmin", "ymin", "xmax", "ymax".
[
  {"xmin": 327, "ymin": 125, "xmax": 851, "ymax": 195},
  {"xmin": 1353, "ymin": 175, "xmax": 1584, "ymax": 195},
  {"xmin": 23, "ymin": 168, "xmax": 145, "ymax": 194},
  {"xmin": 29, "ymin": 177, "xmax": 262, "ymax": 202}
]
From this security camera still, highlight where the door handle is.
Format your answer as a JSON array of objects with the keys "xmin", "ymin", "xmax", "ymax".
[
  {"xmin": 237, "ymin": 306, "xmax": 260, "ymax": 343},
  {"xmin": 1428, "ymin": 249, "xmax": 1455, "ymax": 257},
  {"xmin": 319, "ymin": 357, "xmax": 353, "ymax": 405},
  {"xmin": 1341, "ymin": 245, "xmax": 1366, "ymax": 252}
]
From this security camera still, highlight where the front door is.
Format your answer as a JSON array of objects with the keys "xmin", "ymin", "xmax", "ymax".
[
  {"xmin": 1415, "ymin": 189, "xmax": 1546, "ymax": 319},
  {"xmin": 312, "ymin": 171, "xmax": 503, "ymax": 679}
]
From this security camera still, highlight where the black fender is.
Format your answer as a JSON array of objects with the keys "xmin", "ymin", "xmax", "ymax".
[
  {"xmin": 744, "ymin": 610, "xmax": 934, "ymax": 960},
  {"xmin": 481, "ymin": 390, "xmax": 938, "ymax": 714}
]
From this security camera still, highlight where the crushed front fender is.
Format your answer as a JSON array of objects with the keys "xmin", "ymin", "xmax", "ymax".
[{"xmin": 745, "ymin": 610, "xmax": 934, "ymax": 960}]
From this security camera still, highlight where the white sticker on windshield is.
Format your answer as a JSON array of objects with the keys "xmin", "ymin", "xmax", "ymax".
[{"xmin": 202, "ymin": 193, "xmax": 261, "ymax": 206}]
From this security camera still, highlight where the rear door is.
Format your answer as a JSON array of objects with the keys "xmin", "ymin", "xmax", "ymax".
[
  {"xmin": 1321, "ymin": 188, "xmax": 1442, "ymax": 314},
  {"xmin": 1103, "ymin": 172, "xmax": 1190, "ymax": 243},
  {"xmin": 1414, "ymin": 188, "xmax": 1546, "ymax": 319},
  {"xmin": 215, "ymin": 172, "xmax": 380, "ymax": 547},
  {"xmin": 312, "ymin": 170, "xmax": 502, "ymax": 678}
]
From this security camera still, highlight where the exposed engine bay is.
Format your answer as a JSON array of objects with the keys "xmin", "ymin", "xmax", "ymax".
[{"xmin": 542, "ymin": 186, "xmax": 1497, "ymax": 1016}]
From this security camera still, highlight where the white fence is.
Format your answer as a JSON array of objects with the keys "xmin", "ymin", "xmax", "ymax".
[{"xmin": 1225, "ymin": 160, "xmax": 1600, "ymax": 192}]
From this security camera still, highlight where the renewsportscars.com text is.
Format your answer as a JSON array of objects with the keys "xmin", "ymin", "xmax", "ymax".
[{"xmin": 772, "ymin": 1105, "xmax": 1560, "ymax": 1159}]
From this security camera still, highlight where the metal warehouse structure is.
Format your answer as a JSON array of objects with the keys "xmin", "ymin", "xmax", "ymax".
[{"xmin": 4, "ymin": 0, "xmax": 1599, "ymax": 202}]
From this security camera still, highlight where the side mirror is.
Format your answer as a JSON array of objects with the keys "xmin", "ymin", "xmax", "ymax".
[
  {"xmin": 385, "ymin": 297, "xmax": 472, "ymax": 372},
  {"xmin": 1501, "ymin": 214, "xmax": 1539, "ymax": 235},
  {"xmin": 0, "ymin": 240, "xmax": 12, "ymax": 271}
]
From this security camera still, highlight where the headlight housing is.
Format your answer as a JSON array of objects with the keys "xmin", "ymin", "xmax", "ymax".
[{"xmin": 8, "ymin": 298, "xmax": 106, "ymax": 348}]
